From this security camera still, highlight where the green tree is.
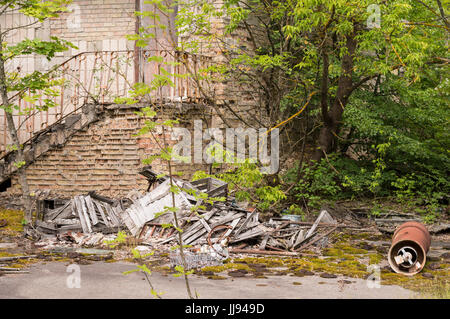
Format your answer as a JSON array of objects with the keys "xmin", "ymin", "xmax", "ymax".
[
  {"xmin": 175, "ymin": 0, "xmax": 448, "ymax": 208},
  {"xmin": 218, "ymin": 0, "xmax": 448, "ymax": 159},
  {"xmin": 0, "ymin": 0, "xmax": 75, "ymax": 223},
  {"xmin": 128, "ymin": 0, "xmax": 449, "ymax": 211}
]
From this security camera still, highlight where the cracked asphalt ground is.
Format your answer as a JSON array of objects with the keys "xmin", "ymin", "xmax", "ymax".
[{"xmin": 0, "ymin": 261, "xmax": 415, "ymax": 299}]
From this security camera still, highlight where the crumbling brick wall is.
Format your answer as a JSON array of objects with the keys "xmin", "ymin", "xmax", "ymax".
[
  {"xmin": 0, "ymin": 1, "xmax": 270, "ymax": 205},
  {"xmin": 6, "ymin": 103, "xmax": 210, "ymax": 199}
]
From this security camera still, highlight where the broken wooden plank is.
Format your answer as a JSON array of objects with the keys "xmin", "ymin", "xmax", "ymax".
[
  {"xmin": 191, "ymin": 177, "xmax": 227, "ymax": 194},
  {"xmin": 35, "ymin": 220, "xmax": 57, "ymax": 231},
  {"xmin": 179, "ymin": 213, "xmax": 218, "ymax": 245},
  {"xmin": 73, "ymin": 196, "xmax": 87, "ymax": 233},
  {"xmin": 111, "ymin": 205, "xmax": 123, "ymax": 226},
  {"xmin": 229, "ymin": 248, "xmax": 299, "ymax": 257},
  {"xmin": 289, "ymin": 209, "xmax": 328, "ymax": 248},
  {"xmin": 84, "ymin": 195, "xmax": 99, "ymax": 225},
  {"xmin": 168, "ymin": 209, "xmax": 217, "ymax": 242},
  {"xmin": 183, "ymin": 227, "xmax": 208, "ymax": 245},
  {"xmin": 291, "ymin": 229, "xmax": 305, "ymax": 250},
  {"xmin": 209, "ymin": 211, "xmax": 245, "ymax": 229},
  {"xmin": 45, "ymin": 201, "xmax": 71, "ymax": 220},
  {"xmin": 231, "ymin": 224, "xmax": 266, "ymax": 243},
  {"xmin": 92, "ymin": 200, "xmax": 111, "ymax": 227},
  {"xmin": 266, "ymin": 244, "xmax": 286, "ymax": 251},
  {"xmin": 233, "ymin": 210, "xmax": 257, "ymax": 238},
  {"xmin": 104, "ymin": 203, "xmax": 120, "ymax": 227},
  {"xmin": 0, "ymin": 255, "xmax": 37, "ymax": 262},
  {"xmin": 119, "ymin": 205, "xmax": 141, "ymax": 235},
  {"xmin": 70, "ymin": 199, "xmax": 77, "ymax": 217},
  {"xmin": 80, "ymin": 196, "xmax": 93, "ymax": 233},
  {"xmin": 74, "ymin": 196, "xmax": 91, "ymax": 233},
  {"xmin": 305, "ymin": 210, "xmax": 327, "ymax": 239},
  {"xmin": 88, "ymin": 191, "xmax": 115, "ymax": 205},
  {"xmin": 56, "ymin": 204, "xmax": 74, "ymax": 220},
  {"xmin": 295, "ymin": 226, "xmax": 338, "ymax": 252},
  {"xmin": 199, "ymin": 217, "xmax": 212, "ymax": 233},
  {"xmin": 224, "ymin": 217, "xmax": 241, "ymax": 238},
  {"xmin": 182, "ymin": 211, "xmax": 243, "ymax": 245},
  {"xmin": 200, "ymin": 217, "xmax": 242, "ymax": 246},
  {"xmin": 52, "ymin": 218, "xmax": 80, "ymax": 226},
  {"xmin": 259, "ymin": 234, "xmax": 270, "ymax": 250},
  {"xmin": 57, "ymin": 224, "xmax": 82, "ymax": 232},
  {"xmin": 207, "ymin": 184, "xmax": 228, "ymax": 198}
]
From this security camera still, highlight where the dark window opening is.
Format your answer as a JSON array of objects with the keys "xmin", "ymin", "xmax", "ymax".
[
  {"xmin": 44, "ymin": 200, "xmax": 55, "ymax": 210},
  {"xmin": 0, "ymin": 178, "xmax": 11, "ymax": 192}
]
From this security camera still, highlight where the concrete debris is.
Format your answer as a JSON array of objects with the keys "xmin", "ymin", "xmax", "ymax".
[
  {"xmin": 0, "ymin": 255, "xmax": 37, "ymax": 275},
  {"xmin": 33, "ymin": 232, "xmax": 118, "ymax": 250},
  {"xmin": 74, "ymin": 248, "xmax": 112, "ymax": 256},
  {"xmin": 377, "ymin": 220, "xmax": 449, "ymax": 234},
  {"xmin": 170, "ymin": 249, "xmax": 226, "ymax": 270},
  {"xmin": 352, "ymin": 208, "xmax": 449, "ymax": 235},
  {"xmin": 169, "ymin": 237, "xmax": 230, "ymax": 270},
  {"xmin": 428, "ymin": 223, "xmax": 450, "ymax": 234}
]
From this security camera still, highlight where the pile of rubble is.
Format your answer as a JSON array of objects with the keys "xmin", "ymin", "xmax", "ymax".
[
  {"xmin": 35, "ymin": 192, "xmax": 122, "ymax": 235},
  {"xmin": 120, "ymin": 177, "xmax": 346, "ymax": 262},
  {"xmin": 31, "ymin": 172, "xmax": 344, "ymax": 268},
  {"xmin": 21, "ymin": 169, "xmax": 445, "ymax": 276},
  {"xmin": 118, "ymin": 176, "xmax": 269, "ymax": 246}
]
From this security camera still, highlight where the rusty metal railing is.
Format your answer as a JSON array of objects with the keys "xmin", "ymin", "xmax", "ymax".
[{"xmin": 0, "ymin": 50, "xmax": 212, "ymax": 155}]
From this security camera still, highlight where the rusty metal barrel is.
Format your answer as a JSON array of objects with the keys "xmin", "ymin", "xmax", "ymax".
[{"xmin": 388, "ymin": 221, "xmax": 431, "ymax": 275}]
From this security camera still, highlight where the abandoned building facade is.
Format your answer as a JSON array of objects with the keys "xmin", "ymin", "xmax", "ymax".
[{"xmin": 0, "ymin": 0, "xmax": 265, "ymax": 205}]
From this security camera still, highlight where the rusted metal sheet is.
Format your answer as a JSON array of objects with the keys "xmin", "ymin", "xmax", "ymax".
[{"xmin": 388, "ymin": 221, "xmax": 431, "ymax": 275}]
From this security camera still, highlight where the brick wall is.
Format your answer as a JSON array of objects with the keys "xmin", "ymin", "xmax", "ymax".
[
  {"xmin": 8, "ymin": 103, "xmax": 210, "ymax": 199},
  {"xmin": 178, "ymin": 1, "xmax": 270, "ymax": 129},
  {"xmin": 50, "ymin": 0, "xmax": 137, "ymax": 59},
  {"xmin": 0, "ymin": 1, "xmax": 270, "ymax": 203}
]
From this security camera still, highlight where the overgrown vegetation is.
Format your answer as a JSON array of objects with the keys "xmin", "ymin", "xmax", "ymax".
[
  {"xmin": 118, "ymin": 0, "xmax": 450, "ymax": 223},
  {"xmin": 0, "ymin": 209, "xmax": 24, "ymax": 234},
  {"xmin": 208, "ymin": 0, "xmax": 449, "ymax": 220},
  {"xmin": 0, "ymin": 0, "xmax": 75, "ymax": 222}
]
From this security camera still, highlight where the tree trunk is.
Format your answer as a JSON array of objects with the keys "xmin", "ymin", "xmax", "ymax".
[
  {"xmin": 312, "ymin": 29, "xmax": 357, "ymax": 162},
  {"xmin": 0, "ymin": 39, "xmax": 33, "ymax": 223}
]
